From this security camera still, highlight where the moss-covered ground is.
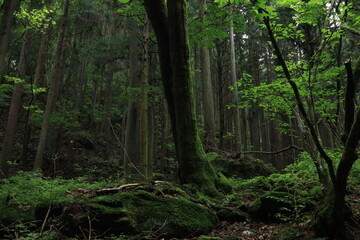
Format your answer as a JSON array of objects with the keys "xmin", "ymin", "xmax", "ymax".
[{"xmin": 0, "ymin": 151, "xmax": 359, "ymax": 239}]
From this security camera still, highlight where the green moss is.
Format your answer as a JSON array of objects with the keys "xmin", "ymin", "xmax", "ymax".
[
  {"xmin": 217, "ymin": 173, "xmax": 233, "ymax": 194},
  {"xmin": 274, "ymin": 227, "xmax": 296, "ymax": 240},
  {"xmin": 90, "ymin": 190, "xmax": 218, "ymax": 238},
  {"xmin": 206, "ymin": 152, "xmax": 220, "ymax": 162},
  {"xmin": 217, "ymin": 207, "xmax": 248, "ymax": 223},
  {"xmin": 198, "ymin": 236, "xmax": 222, "ymax": 240},
  {"xmin": 250, "ymin": 191, "xmax": 292, "ymax": 221}
]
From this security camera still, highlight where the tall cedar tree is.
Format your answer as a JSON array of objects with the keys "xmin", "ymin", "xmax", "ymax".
[{"xmin": 144, "ymin": 0, "xmax": 218, "ymax": 195}]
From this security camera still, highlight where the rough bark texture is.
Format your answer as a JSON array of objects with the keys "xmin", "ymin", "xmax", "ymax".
[
  {"xmin": 33, "ymin": 0, "xmax": 70, "ymax": 170},
  {"xmin": 0, "ymin": 29, "xmax": 31, "ymax": 177}
]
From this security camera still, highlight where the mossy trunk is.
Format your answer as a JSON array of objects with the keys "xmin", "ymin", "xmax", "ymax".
[
  {"xmin": 167, "ymin": 0, "xmax": 218, "ymax": 195},
  {"xmin": 144, "ymin": 0, "xmax": 218, "ymax": 195}
]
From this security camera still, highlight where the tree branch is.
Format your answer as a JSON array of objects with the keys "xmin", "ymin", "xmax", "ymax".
[
  {"xmin": 238, "ymin": 145, "xmax": 304, "ymax": 155},
  {"xmin": 256, "ymin": 7, "xmax": 337, "ymax": 187},
  {"xmin": 343, "ymin": 59, "xmax": 356, "ymax": 141},
  {"xmin": 341, "ymin": 25, "xmax": 360, "ymax": 36}
]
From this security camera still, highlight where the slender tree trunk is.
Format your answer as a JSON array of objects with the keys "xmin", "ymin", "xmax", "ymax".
[
  {"xmin": 216, "ymin": 40, "xmax": 225, "ymax": 150},
  {"xmin": 229, "ymin": 16, "xmax": 242, "ymax": 152},
  {"xmin": 124, "ymin": 19, "xmax": 140, "ymax": 178},
  {"xmin": 0, "ymin": 0, "xmax": 18, "ymax": 81},
  {"xmin": 0, "ymin": 29, "xmax": 31, "ymax": 177},
  {"xmin": 139, "ymin": 16, "xmax": 151, "ymax": 181},
  {"xmin": 33, "ymin": 0, "xmax": 70, "ymax": 170},
  {"xmin": 199, "ymin": 0, "xmax": 216, "ymax": 150},
  {"xmin": 33, "ymin": 32, "xmax": 47, "ymax": 87}
]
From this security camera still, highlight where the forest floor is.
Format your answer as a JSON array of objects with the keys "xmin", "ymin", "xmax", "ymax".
[{"xmin": 1, "ymin": 145, "xmax": 359, "ymax": 240}]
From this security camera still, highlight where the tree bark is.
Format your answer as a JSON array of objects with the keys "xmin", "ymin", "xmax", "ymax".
[
  {"xmin": 199, "ymin": 0, "xmax": 216, "ymax": 150},
  {"xmin": 229, "ymin": 15, "xmax": 242, "ymax": 152},
  {"xmin": 139, "ymin": 16, "xmax": 151, "ymax": 181},
  {"xmin": 124, "ymin": 19, "xmax": 140, "ymax": 178},
  {"xmin": 144, "ymin": 0, "xmax": 218, "ymax": 195},
  {"xmin": 33, "ymin": 0, "xmax": 70, "ymax": 170},
  {"xmin": 0, "ymin": 29, "xmax": 31, "ymax": 177}
]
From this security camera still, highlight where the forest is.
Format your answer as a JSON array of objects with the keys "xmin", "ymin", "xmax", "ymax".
[{"xmin": 0, "ymin": 0, "xmax": 359, "ymax": 239}]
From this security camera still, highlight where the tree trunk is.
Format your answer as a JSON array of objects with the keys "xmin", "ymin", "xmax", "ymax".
[
  {"xmin": 139, "ymin": 16, "xmax": 151, "ymax": 181},
  {"xmin": 0, "ymin": 0, "xmax": 18, "ymax": 81},
  {"xmin": 216, "ymin": 40, "xmax": 225, "ymax": 150},
  {"xmin": 124, "ymin": 19, "xmax": 140, "ymax": 178},
  {"xmin": 144, "ymin": 0, "xmax": 218, "ymax": 195},
  {"xmin": 229, "ymin": 16, "xmax": 242, "ymax": 152},
  {"xmin": 199, "ymin": 0, "xmax": 216, "ymax": 150},
  {"xmin": 0, "ymin": 29, "xmax": 31, "ymax": 177},
  {"xmin": 33, "ymin": 0, "xmax": 70, "ymax": 170}
]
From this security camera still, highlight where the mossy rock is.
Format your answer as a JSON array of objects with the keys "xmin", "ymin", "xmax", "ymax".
[
  {"xmin": 37, "ymin": 190, "xmax": 218, "ymax": 238},
  {"xmin": 198, "ymin": 236, "xmax": 222, "ymax": 240},
  {"xmin": 223, "ymin": 236, "xmax": 244, "ymax": 240},
  {"xmin": 274, "ymin": 227, "xmax": 297, "ymax": 240},
  {"xmin": 217, "ymin": 207, "xmax": 248, "ymax": 223},
  {"xmin": 210, "ymin": 154, "xmax": 276, "ymax": 179},
  {"xmin": 250, "ymin": 191, "xmax": 292, "ymax": 221}
]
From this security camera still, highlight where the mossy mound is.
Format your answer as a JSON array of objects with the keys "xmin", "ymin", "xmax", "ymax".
[
  {"xmin": 250, "ymin": 191, "xmax": 292, "ymax": 221},
  {"xmin": 274, "ymin": 227, "xmax": 297, "ymax": 240},
  {"xmin": 208, "ymin": 153, "xmax": 276, "ymax": 179},
  {"xmin": 36, "ymin": 189, "xmax": 218, "ymax": 239},
  {"xmin": 197, "ymin": 236, "xmax": 222, "ymax": 240},
  {"xmin": 216, "ymin": 207, "xmax": 248, "ymax": 223}
]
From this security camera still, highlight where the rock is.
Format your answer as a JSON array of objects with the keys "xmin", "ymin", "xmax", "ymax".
[
  {"xmin": 36, "ymin": 189, "xmax": 218, "ymax": 239},
  {"xmin": 250, "ymin": 191, "xmax": 292, "ymax": 221},
  {"xmin": 208, "ymin": 153, "xmax": 276, "ymax": 179},
  {"xmin": 217, "ymin": 208, "xmax": 248, "ymax": 223},
  {"xmin": 274, "ymin": 227, "xmax": 297, "ymax": 240}
]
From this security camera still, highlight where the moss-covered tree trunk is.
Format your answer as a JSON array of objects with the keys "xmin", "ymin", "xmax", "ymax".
[{"xmin": 144, "ymin": 0, "xmax": 218, "ymax": 195}]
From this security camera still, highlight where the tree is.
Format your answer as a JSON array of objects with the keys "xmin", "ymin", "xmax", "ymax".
[
  {"xmin": 0, "ymin": 0, "xmax": 19, "ymax": 82},
  {"xmin": 144, "ymin": 0, "xmax": 218, "ymax": 195},
  {"xmin": 0, "ymin": 29, "xmax": 31, "ymax": 177},
  {"xmin": 124, "ymin": 19, "xmax": 141, "ymax": 178},
  {"xmin": 33, "ymin": 0, "xmax": 70, "ymax": 170},
  {"xmin": 198, "ymin": 0, "xmax": 216, "ymax": 150}
]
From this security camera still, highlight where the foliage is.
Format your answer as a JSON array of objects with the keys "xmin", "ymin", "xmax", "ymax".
[
  {"xmin": 0, "ymin": 83, "xmax": 13, "ymax": 107},
  {"xmin": 0, "ymin": 171, "xmax": 119, "ymax": 223},
  {"xmin": 16, "ymin": 2, "xmax": 55, "ymax": 31}
]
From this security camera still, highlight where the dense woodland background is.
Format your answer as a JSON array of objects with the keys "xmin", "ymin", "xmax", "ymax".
[{"xmin": 0, "ymin": 0, "xmax": 359, "ymax": 239}]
